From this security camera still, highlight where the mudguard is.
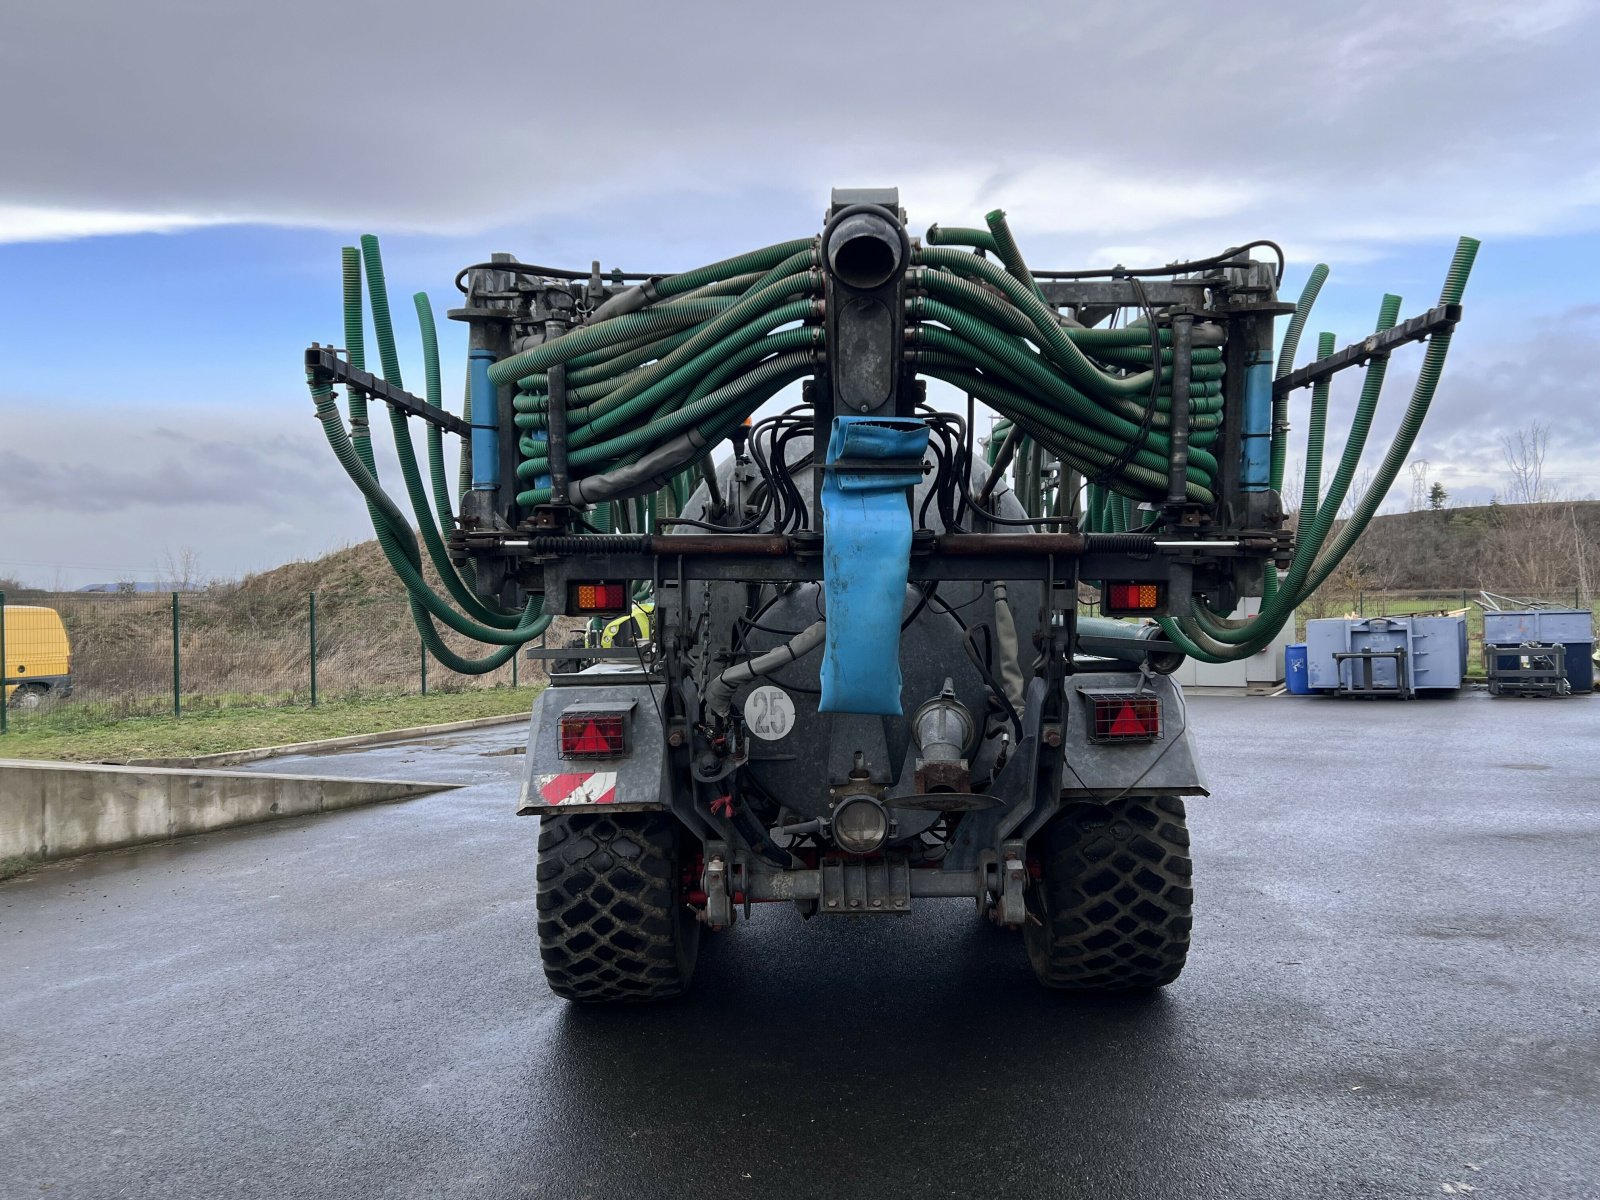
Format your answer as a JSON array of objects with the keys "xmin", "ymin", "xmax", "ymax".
[
  {"xmin": 518, "ymin": 679, "xmax": 670, "ymax": 814},
  {"xmin": 1057, "ymin": 672, "xmax": 1209, "ymax": 798}
]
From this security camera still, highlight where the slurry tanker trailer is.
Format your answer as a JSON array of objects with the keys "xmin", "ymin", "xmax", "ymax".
[{"xmin": 304, "ymin": 190, "xmax": 1475, "ymax": 1001}]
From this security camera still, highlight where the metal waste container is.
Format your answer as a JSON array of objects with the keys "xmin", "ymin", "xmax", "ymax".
[
  {"xmin": 1482, "ymin": 608, "xmax": 1594, "ymax": 693},
  {"xmin": 1305, "ymin": 615, "xmax": 1467, "ymax": 698}
]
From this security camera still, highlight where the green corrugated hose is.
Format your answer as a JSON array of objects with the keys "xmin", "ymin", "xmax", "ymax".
[
  {"xmin": 1161, "ymin": 238, "xmax": 1479, "ymax": 661},
  {"xmin": 309, "ymin": 222, "xmax": 1474, "ymax": 671}
]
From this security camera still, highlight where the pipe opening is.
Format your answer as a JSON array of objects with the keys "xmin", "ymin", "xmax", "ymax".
[{"xmin": 826, "ymin": 213, "xmax": 904, "ymax": 290}]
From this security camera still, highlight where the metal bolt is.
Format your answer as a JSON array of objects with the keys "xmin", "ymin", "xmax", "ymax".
[
  {"xmin": 870, "ymin": 899, "xmax": 882, "ymax": 909},
  {"xmin": 850, "ymin": 899, "xmax": 862, "ymax": 908},
  {"xmin": 667, "ymin": 729, "xmax": 684, "ymax": 748},
  {"xmin": 827, "ymin": 899, "xmax": 839, "ymax": 908},
  {"xmin": 1043, "ymin": 726, "xmax": 1062, "ymax": 747}
]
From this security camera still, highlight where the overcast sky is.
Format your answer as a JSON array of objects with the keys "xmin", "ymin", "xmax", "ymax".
[{"xmin": 2, "ymin": 1, "xmax": 1597, "ymax": 586}]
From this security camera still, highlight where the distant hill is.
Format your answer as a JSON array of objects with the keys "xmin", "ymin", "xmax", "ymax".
[
  {"xmin": 1329, "ymin": 500, "xmax": 1600, "ymax": 596},
  {"xmin": 76, "ymin": 581, "xmax": 202, "ymax": 593},
  {"xmin": 228, "ymin": 540, "xmax": 406, "ymax": 600}
]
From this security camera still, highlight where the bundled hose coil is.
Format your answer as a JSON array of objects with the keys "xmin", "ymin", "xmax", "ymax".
[{"xmin": 307, "ymin": 216, "xmax": 1475, "ymax": 670}]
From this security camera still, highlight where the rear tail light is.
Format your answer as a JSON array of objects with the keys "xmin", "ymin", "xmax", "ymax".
[
  {"xmin": 559, "ymin": 711, "xmax": 628, "ymax": 759},
  {"xmin": 1101, "ymin": 581, "xmax": 1165, "ymax": 616},
  {"xmin": 1087, "ymin": 692, "xmax": 1162, "ymax": 743},
  {"xmin": 570, "ymin": 581, "xmax": 629, "ymax": 614}
]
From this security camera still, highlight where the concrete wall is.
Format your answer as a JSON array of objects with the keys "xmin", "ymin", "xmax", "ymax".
[{"xmin": 0, "ymin": 760, "xmax": 451, "ymax": 865}]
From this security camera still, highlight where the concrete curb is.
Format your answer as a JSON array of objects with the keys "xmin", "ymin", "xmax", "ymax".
[
  {"xmin": 0, "ymin": 758, "xmax": 460, "ymax": 868},
  {"xmin": 120, "ymin": 713, "xmax": 528, "ymax": 769}
]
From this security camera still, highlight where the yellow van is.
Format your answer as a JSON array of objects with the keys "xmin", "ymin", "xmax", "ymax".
[{"xmin": 3, "ymin": 605, "xmax": 73, "ymax": 710}]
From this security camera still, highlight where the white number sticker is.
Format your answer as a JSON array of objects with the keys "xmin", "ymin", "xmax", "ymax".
[{"xmin": 743, "ymin": 685, "xmax": 797, "ymax": 741}]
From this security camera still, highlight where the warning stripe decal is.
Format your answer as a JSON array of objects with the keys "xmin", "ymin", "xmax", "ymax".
[{"xmin": 537, "ymin": 771, "xmax": 619, "ymax": 806}]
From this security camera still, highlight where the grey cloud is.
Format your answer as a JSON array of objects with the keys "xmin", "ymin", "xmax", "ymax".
[
  {"xmin": 1417, "ymin": 305, "xmax": 1600, "ymax": 441},
  {"xmin": 0, "ymin": 401, "xmax": 401, "ymax": 585},
  {"xmin": 1273, "ymin": 303, "xmax": 1600, "ymax": 508},
  {"xmin": 0, "ymin": 426, "xmax": 344, "ymax": 513},
  {"xmin": 3, "ymin": 1, "xmax": 1598, "ymax": 258}
]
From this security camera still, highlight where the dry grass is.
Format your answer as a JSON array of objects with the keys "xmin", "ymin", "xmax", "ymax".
[{"xmin": 3, "ymin": 540, "xmax": 583, "ymax": 724}]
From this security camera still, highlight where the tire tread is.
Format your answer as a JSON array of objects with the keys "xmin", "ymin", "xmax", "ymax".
[
  {"xmin": 536, "ymin": 812, "xmax": 697, "ymax": 1003},
  {"xmin": 1025, "ymin": 795, "xmax": 1193, "ymax": 991}
]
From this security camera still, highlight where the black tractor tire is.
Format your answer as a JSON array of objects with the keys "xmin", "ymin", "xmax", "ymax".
[
  {"xmin": 1024, "ymin": 795, "xmax": 1193, "ymax": 992},
  {"xmin": 536, "ymin": 811, "xmax": 701, "ymax": 1003}
]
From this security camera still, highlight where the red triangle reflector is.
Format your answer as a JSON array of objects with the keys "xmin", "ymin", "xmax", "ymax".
[
  {"xmin": 1109, "ymin": 703, "xmax": 1148, "ymax": 737},
  {"xmin": 572, "ymin": 720, "xmax": 613, "ymax": 754}
]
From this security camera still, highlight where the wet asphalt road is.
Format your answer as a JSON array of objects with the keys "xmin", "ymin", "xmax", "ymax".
[{"xmin": 2, "ymin": 692, "xmax": 1598, "ymax": 1199}]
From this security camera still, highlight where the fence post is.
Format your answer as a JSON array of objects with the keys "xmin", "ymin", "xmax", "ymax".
[
  {"xmin": 309, "ymin": 591, "xmax": 318, "ymax": 707},
  {"xmin": 511, "ymin": 645, "xmax": 519, "ymax": 688},
  {"xmin": 420, "ymin": 634, "xmax": 428, "ymax": 696},
  {"xmin": 171, "ymin": 592, "xmax": 182, "ymax": 718},
  {"xmin": 1, "ymin": 588, "xmax": 8, "ymax": 735}
]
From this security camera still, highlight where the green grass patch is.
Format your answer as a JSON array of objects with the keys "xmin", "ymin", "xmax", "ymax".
[{"xmin": 0, "ymin": 686, "xmax": 542, "ymax": 763}]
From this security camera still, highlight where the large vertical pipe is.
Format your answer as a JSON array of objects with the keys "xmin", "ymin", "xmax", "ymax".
[
  {"xmin": 547, "ymin": 363, "xmax": 571, "ymax": 505},
  {"xmin": 469, "ymin": 348, "xmax": 500, "ymax": 492},
  {"xmin": 1240, "ymin": 347, "xmax": 1273, "ymax": 492},
  {"xmin": 1166, "ymin": 314, "xmax": 1194, "ymax": 508}
]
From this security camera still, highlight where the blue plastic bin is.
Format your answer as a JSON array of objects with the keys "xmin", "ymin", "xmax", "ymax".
[{"xmin": 1284, "ymin": 643, "xmax": 1311, "ymax": 695}]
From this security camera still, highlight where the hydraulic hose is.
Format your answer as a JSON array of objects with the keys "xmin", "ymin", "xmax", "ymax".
[
  {"xmin": 705, "ymin": 620, "xmax": 826, "ymax": 719},
  {"xmin": 1163, "ymin": 237, "xmax": 1479, "ymax": 660},
  {"xmin": 309, "ymin": 221, "xmax": 1473, "ymax": 674}
]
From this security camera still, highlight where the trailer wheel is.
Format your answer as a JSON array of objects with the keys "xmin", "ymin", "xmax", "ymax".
[
  {"xmin": 7, "ymin": 684, "xmax": 48, "ymax": 712},
  {"xmin": 1024, "ymin": 795, "xmax": 1192, "ymax": 992},
  {"xmin": 536, "ymin": 811, "xmax": 700, "ymax": 1003}
]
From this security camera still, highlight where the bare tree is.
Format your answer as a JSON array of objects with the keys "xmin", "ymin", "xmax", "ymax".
[
  {"xmin": 160, "ymin": 547, "xmax": 202, "ymax": 592},
  {"xmin": 1281, "ymin": 455, "xmax": 1304, "ymax": 518},
  {"xmin": 1340, "ymin": 465, "xmax": 1376, "ymax": 520},
  {"xmin": 1501, "ymin": 422, "xmax": 1550, "ymax": 505}
]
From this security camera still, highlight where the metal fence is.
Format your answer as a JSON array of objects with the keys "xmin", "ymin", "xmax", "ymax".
[
  {"xmin": 1326, "ymin": 587, "xmax": 1594, "ymax": 617},
  {"xmin": 1, "ymin": 587, "xmax": 548, "ymax": 732}
]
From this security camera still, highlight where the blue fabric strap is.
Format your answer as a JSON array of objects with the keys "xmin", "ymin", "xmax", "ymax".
[{"xmin": 819, "ymin": 416, "xmax": 930, "ymax": 715}]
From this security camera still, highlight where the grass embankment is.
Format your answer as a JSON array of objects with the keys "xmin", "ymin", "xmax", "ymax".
[{"xmin": 0, "ymin": 687, "xmax": 541, "ymax": 763}]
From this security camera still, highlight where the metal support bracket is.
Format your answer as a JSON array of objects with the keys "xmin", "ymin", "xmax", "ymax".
[
  {"xmin": 994, "ymin": 840, "xmax": 1029, "ymax": 927},
  {"xmin": 1274, "ymin": 304, "xmax": 1462, "ymax": 396},
  {"xmin": 304, "ymin": 345, "xmax": 470, "ymax": 436},
  {"xmin": 818, "ymin": 856, "xmax": 912, "ymax": 914},
  {"xmin": 702, "ymin": 841, "xmax": 735, "ymax": 929}
]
